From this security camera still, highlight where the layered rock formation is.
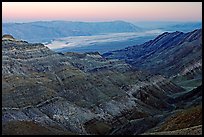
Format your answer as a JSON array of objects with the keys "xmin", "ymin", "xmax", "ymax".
[
  {"xmin": 103, "ymin": 29, "xmax": 202, "ymax": 87},
  {"xmin": 2, "ymin": 30, "xmax": 202, "ymax": 135}
]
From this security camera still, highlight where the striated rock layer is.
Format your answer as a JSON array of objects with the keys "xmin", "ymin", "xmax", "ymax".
[
  {"xmin": 103, "ymin": 29, "xmax": 202, "ymax": 90},
  {"xmin": 2, "ymin": 30, "xmax": 202, "ymax": 135}
]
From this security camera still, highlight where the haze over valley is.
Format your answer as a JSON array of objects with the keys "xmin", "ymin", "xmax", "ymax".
[{"xmin": 2, "ymin": 20, "xmax": 201, "ymax": 53}]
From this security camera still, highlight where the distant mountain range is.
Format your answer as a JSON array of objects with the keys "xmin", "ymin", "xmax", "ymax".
[
  {"xmin": 133, "ymin": 21, "xmax": 202, "ymax": 32},
  {"xmin": 2, "ymin": 20, "xmax": 142, "ymax": 43}
]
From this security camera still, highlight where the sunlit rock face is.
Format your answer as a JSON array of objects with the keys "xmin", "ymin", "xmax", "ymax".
[
  {"xmin": 2, "ymin": 34, "xmax": 15, "ymax": 40},
  {"xmin": 2, "ymin": 31, "xmax": 202, "ymax": 135}
]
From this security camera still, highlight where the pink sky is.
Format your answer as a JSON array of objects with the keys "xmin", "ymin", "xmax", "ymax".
[{"xmin": 2, "ymin": 2, "xmax": 202, "ymax": 22}]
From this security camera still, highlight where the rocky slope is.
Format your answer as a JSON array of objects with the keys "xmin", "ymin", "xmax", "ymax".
[
  {"xmin": 2, "ymin": 34, "xmax": 202, "ymax": 135},
  {"xmin": 142, "ymin": 125, "xmax": 202, "ymax": 135},
  {"xmin": 143, "ymin": 102, "xmax": 202, "ymax": 135},
  {"xmin": 103, "ymin": 29, "xmax": 202, "ymax": 90},
  {"xmin": 105, "ymin": 84, "xmax": 202, "ymax": 135}
]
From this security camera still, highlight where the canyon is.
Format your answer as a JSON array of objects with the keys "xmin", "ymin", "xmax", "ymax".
[{"xmin": 2, "ymin": 29, "xmax": 202, "ymax": 135}]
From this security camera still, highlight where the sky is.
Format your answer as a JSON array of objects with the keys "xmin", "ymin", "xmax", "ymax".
[{"xmin": 2, "ymin": 2, "xmax": 202, "ymax": 23}]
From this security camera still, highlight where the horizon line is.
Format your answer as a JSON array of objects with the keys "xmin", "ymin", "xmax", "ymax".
[{"xmin": 2, "ymin": 19, "xmax": 202, "ymax": 24}]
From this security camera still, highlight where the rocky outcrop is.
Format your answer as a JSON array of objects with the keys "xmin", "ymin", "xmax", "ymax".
[{"xmin": 2, "ymin": 34, "xmax": 15, "ymax": 40}]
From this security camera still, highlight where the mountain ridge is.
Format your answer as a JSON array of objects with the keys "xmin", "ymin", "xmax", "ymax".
[
  {"xmin": 2, "ymin": 20, "xmax": 142, "ymax": 43},
  {"xmin": 103, "ymin": 28, "xmax": 202, "ymax": 78}
]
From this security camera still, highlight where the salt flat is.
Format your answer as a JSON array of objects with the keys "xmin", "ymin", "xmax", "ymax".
[{"xmin": 45, "ymin": 30, "xmax": 163, "ymax": 51}]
